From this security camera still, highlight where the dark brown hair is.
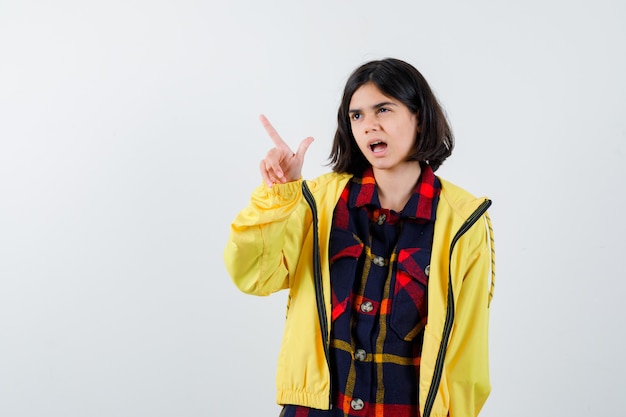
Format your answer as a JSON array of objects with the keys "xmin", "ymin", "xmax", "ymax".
[{"xmin": 329, "ymin": 58, "xmax": 454, "ymax": 174}]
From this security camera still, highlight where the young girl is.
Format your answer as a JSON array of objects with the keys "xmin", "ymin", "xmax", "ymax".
[{"xmin": 224, "ymin": 58, "xmax": 495, "ymax": 417}]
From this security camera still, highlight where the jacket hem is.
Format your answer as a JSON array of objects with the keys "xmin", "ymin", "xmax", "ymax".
[{"xmin": 277, "ymin": 389, "xmax": 330, "ymax": 411}]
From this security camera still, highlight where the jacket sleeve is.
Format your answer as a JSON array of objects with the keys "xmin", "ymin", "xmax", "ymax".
[
  {"xmin": 446, "ymin": 213, "xmax": 495, "ymax": 417},
  {"xmin": 223, "ymin": 180, "xmax": 310, "ymax": 296}
]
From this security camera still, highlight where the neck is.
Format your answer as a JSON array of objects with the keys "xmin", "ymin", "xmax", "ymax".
[{"xmin": 373, "ymin": 162, "xmax": 422, "ymax": 212}]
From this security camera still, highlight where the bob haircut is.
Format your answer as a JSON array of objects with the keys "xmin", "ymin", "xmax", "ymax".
[{"xmin": 329, "ymin": 58, "xmax": 454, "ymax": 174}]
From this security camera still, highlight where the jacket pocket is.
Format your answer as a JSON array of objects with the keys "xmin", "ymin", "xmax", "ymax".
[
  {"xmin": 329, "ymin": 228, "xmax": 363, "ymax": 322},
  {"xmin": 389, "ymin": 247, "xmax": 430, "ymax": 341}
]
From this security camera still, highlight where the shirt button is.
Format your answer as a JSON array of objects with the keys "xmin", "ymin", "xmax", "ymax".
[
  {"xmin": 351, "ymin": 398, "xmax": 364, "ymax": 411},
  {"xmin": 354, "ymin": 349, "xmax": 367, "ymax": 361},
  {"xmin": 360, "ymin": 301, "xmax": 374, "ymax": 313},
  {"xmin": 373, "ymin": 256, "xmax": 385, "ymax": 267},
  {"xmin": 425, "ymin": 264, "xmax": 430, "ymax": 276},
  {"xmin": 377, "ymin": 213, "xmax": 386, "ymax": 225}
]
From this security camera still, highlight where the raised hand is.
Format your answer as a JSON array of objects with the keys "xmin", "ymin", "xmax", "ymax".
[{"xmin": 259, "ymin": 114, "xmax": 314, "ymax": 187}]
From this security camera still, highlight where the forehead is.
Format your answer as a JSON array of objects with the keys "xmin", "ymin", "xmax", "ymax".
[{"xmin": 349, "ymin": 82, "xmax": 398, "ymax": 108}]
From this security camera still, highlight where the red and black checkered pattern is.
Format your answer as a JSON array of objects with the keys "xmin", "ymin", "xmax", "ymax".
[{"xmin": 281, "ymin": 165, "xmax": 441, "ymax": 417}]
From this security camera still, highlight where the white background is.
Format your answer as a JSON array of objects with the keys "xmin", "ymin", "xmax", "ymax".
[{"xmin": 1, "ymin": 0, "xmax": 625, "ymax": 416}]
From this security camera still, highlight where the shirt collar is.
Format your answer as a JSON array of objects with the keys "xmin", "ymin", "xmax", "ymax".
[{"xmin": 348, "ymin": 164, "xmax": 440, "ymax": 221}]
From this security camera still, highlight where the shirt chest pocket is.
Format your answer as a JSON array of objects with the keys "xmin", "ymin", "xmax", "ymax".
[
  {"xmin": 329, "ymin": 229, "xmax": 364, "ymax": 322},
  {"xmin": 390, "ymin": 247, "xmax": 430, "ymax": 341}
]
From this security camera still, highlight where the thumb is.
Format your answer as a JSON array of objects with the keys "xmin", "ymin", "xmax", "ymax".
[{"xmin": 296, "ymin": 136, "xmax": 315, "ymax": 159}]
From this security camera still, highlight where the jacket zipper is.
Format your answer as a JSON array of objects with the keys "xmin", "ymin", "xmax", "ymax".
[
  {"xmin": 302, "ymin": 181, "xmax": 333, "ymax": 408},
  {"xmin": 422, "ymin": 198, "xmax": 492, "ymax": 417}
]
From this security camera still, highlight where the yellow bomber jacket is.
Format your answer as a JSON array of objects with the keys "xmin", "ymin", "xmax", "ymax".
[{"xmin": 224, "ymin": 172, "xmax": 495, "ymax": 417}]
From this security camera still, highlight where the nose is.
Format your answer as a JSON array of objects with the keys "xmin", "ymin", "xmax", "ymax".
[{"xmin": 363, "ymin": 114, "xmax": 379, "ymax": 134}]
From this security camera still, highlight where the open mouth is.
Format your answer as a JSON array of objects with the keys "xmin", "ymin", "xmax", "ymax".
[{"xmin": 369, "ymin": 141, "xmax": 388, "ymax": 153}]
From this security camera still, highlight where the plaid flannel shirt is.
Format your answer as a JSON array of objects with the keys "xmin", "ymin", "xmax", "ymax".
[{"xmin": 281, "ymin": 164, "xmax": 441, "ymax": 417}]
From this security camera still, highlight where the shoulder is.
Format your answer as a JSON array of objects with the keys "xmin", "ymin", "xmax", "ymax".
[
  {"xmin": 304, "ymin": 172, "xmax": 353, "ymax": 196},
  {"xmin": 438, "ymin": 177, "xmax": 490, "ymax": 219}
]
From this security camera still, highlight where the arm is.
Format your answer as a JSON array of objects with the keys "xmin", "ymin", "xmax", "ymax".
[
  {"xmin": 224, "ymin": 115, "xmax": 315, "ymax": 296},
  {"xmin": 446, "ymin": 213, "xmax": 496, "ymax": 416},
  {"xmin": 224, "ymin": 179, "xmax": 307, "ymax": 295}
]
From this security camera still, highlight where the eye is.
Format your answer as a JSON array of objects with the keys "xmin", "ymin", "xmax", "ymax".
[
  {"xmin": 378, "ymin": 107, "xmax": 389, "ymax": 114},
  {"xmin": 350, "ymin": 113, "xmax": 361, "ymax": 121}
]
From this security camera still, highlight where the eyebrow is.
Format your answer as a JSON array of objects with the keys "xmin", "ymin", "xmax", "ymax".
[{"xmin": 348, "ymin": 101, "xmax": 398, "ymax": 114}]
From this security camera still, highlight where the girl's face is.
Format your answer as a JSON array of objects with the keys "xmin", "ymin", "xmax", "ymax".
[{"xmin": 348, "ymin": 82, "xmax": 420, "ymax": 175}]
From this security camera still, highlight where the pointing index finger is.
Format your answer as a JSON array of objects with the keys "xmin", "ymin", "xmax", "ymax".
[{"xmin": 259, "ymin": 114, "xmax": 288, "ymax": 148}]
